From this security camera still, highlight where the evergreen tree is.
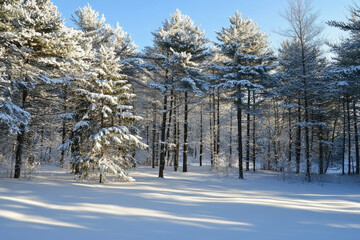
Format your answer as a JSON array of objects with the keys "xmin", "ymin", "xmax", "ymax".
[
  {"xmin": 277, "ymin": 39, "xmax": 327, "ymax": 174},
  {"xmin": 71, "ymin": 45, "xmax": 145, "ymax": 182},
  {"xmin": 280, "ymin": 0, "xmax": 324, "ymax": 181},
  {"xmin": 0, "ymin": 0, "xmax": 82, "ymax": 178},
  {"xmin": 328, "ymin": 4, "xmax": 360, "ymax": 175},
  {"xmin": 143, "ymin": 9, "xmax": 209, "ymax": 177},
  {"xmin": 216, "ymin": 11, "xmax": 276, "ymax": 179},
  {"xmin": 69, "ymin": 5, "xmax": 145, "ymax": 182}
]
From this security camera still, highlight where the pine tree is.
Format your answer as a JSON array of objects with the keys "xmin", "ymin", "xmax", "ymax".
[
  {"xmin": 71, "ymin": 45, "xmax": 146, "ymax": 182},
  {"xmin": 69, "ymin": 5, "xmax": 145, "ymax": 182},
  {"xmin": 280, "ymin": 0, "xmax": 324, "ymax": 181},
  {"xmin": 0, "ymin": 0, "xmax": 83, "ymax": 178},
  {"xmin": 277, "ymin": 39, "xmax": 327, "ymax": 174},
  {"xmin": 328, "ymin": 4, "xmax": 360, "ymax": 175},
  {"xmin": 143, "ymin": 9, "xmax": 209, "ymax": 177},
  {"xmin": 216, "ymin": 11, "xmax": 276, "ymax": 179}
]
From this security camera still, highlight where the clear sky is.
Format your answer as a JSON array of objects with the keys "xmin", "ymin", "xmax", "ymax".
[{"xmin": 51, "ymin": 0, "xmax": 354, "ymax": 52}]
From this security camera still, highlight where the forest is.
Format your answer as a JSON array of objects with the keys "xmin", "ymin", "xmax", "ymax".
[{"xmin": 1, "ymin": 0, "xmax": 360, "ymax": 183}]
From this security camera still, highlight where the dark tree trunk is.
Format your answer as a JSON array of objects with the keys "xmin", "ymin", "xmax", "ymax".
[
  {"xmin": 209, "ymin": 95, "xmax": 214, "ymax": 166},
  {"xmin": 237, "ymin": 86, "xmax": 243, "ymax": 179},
  {"xmin": 173, "ymin": 94, "xmax": 178, "ymax": 171},
  {"xmin": 273, "ymin": 101, "xmax": 280, "ymax": 169},
  {"xmin": 14, "ymin": 127, "xmax": 25, "ymax": 179},
  {"xmin": 246, "ymin": 88, "xmax": 251, "ymax": 171},
  {"xmin": 99, "ymin": 173, "xmax": 103, "ymax": 183},
  {"xmin": 146, "ymin": 110, "xmax": 150, "ymax": 166},
  {"xmin": 353, "ymin": 100, "xmax": 359, "ymax": 175},
  {"xmin": 229, "ymin": 106, "xmax": 233, "ymax": 167},
  {"xmin": 267, "ymin": 127, "xmax": 272, "ymax": 170},
  {"xmin": 342, "ymin": 98, "xmax": 346, "ymax": 175},
  {"xmin": 347, "ymin": 96, "xmax": 352, "ymax": 175},
  {"xmin": 152, "ymin": 104, "xmax": 157, "ymax": 169},
  {"xmin": 26, "ymin": 126, "xmax": 34, "ymax": 165},
  {"xmin": 304, "ymin": 83, "xmax": 311, "ymax": 182},
  {"xmin": 288, "ymin": 108, "xmax": 292, "ymax": 162},
  {"xmin": 212, "ymin": 93, "xmax": 217, "ymax": 164},
  {"xmin": 319, "ymin": 125, "xmax": 324, "ymax": 175},
  {"xmin": 60, "ymin": 119, "xmax": 66, "ymax": 168},
  {"xmin": 216, "ymin": 89, "xmax": 220, "ymax": 156},
  {"xmin": 199, "ymin": 104, "xmax": 203, "ymax": 166},
  {"xmin": 156, "ymin": 130, "xmax": 160, "ymax": 166},
  {"xmin": 60, "ymin": 85, "xmax": 68, "ymax": 168},
  {"xmin": 295, "ymin": 99, "xmax": 301, "ymax": 174},
  {"xmin": 252, "ymin": 91, "xmax": 256, "ymax": 172},
  {"xmin": 183, "ymin": 92, "xmax": 188, "ymax": 172},
  {"xmin": 14, "ymin": 88, "xmax": 28, "ymax": 179},
  {"xmin": 175, "ymin": 104, "xmax": 180, "ymax": 171},
  {"xmin": 159, "ymin": 94, "xmax": 168, "ymax": 178},
  {"xmin": 40, "ymin": 126, "xmax": 44, "ymax": 161},
  {"xmin": 166, "ymin": 90, "xmax": 174, "ymax": 166},
  {"xmin": 325, "ymin": 116, "xmax": 339, "ymax": 174}
]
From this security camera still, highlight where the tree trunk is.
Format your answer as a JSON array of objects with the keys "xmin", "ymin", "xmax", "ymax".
[
  {"xmin": 199, "ymin": 104, "xmax": 203, "ymax": 166},
  {"xmin": 319, "ymin": 125, "xmax": 324, "ymax": 175},
  {"xmin": 173, "ymin": 94, "xmax": 178, "ymax": 171},
  {"xmin": 296, "ymin": 99, "xmax": 301, "ymax": 174},
  {"xmin": 288, "ymin": 108, "xmax": 292, "ymax": 162},
  {"xmin": 175, "ymin": 103, "xmax": 180, "ymax": 171},
  {"xmin": 237, "ymin": 86, "xmax": 243, "ymax": 179},
  {"xmin": 146, "ymin": 110, "xmax": 150, "ymax": 166},
  {"xmin": 267, "ymin": 127, "xmax": 272, "ymax": 170},
  {"xmin": 325, "ymin": 115, "xmax": 339, "ymax": 174},
  {"xmin": 252, "ymin": 91, "xmax": 256, "ymax": 172},
  {"xmin": 273, "ymin": 101, "xmax": 280, "ymax": 169},
  {"xmin": 229, "ymin": 106, "xmax": 233, "ymax": 167},
  {"xmin": 183, "ymin": 92, "xmax": 189, "ymax": 172},
  {"xmin": 14, "ymin": 88, "xmax": 28, "ymax": 179},
  {"xmin": 304, "ymin": 82, "xmax": 311, "ymax": 182},
  {"xmin": 166, "ymin": 90, "xmax": 174, "ymax": 166},
  {"xmin": 212, "ymin": 93, "xmax": 217, "ymax": 165},
  {"xmin": 60, "ymin": 85, "xmax": 68, "ymax": 168},
  {"xmin": 159, "ymin": 94, "xmax": 168, "ymax": 178},
  {"xmin": 152, "ymin": 104, "xmax": 157, "ymax": 169},
  {"xmin": 14, "ymin": 128, "xmax": 25, "ymax": 179},
  {"xmin": 342, "ymin": 98, "xmax": 346, "ymax": 175},
  {"xmin": 246, "ymin": 88, "xmax": 251, "ymax": 171},
  {"xmin": 26, "ymin": 123, "xmax": 35, "ymax": 166},
  {"xmin": 209, "ymin": 95, "xmax": 214, "ymax": 166},
  {"xmin": 216, "ymin": 89, "xmax": 220, "ymax": 156},
  {"xmin": 353, "ymin": 100, "xmax": 359, "ymax": 175},
  {"xmin": 40, "ymin": 126, "xmax": 44, "ymax": 161},
  {"xmin": 99, "ymin": 173, "xmax": 103, "ymax": 183},
  {"xmin": 347, "ymin": 96, "xmax": 351, "ymax": 175}
]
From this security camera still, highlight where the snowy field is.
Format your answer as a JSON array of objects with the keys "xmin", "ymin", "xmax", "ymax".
[{"xmin": 1, "ymin": 166, "xmax": 360, "ymax": 240}]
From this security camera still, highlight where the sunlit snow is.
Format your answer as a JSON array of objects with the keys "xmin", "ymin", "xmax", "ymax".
[{"xmin": 0, "ymin": 165, "xmax": 359, "ymax": 240}]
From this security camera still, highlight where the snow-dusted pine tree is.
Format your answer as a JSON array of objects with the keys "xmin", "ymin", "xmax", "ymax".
[
  {"xmin": 328, "ymin": 4, "xmax": 360, "ymax": 175},
  {"xmin": 0, "ymin": 2, "xmax": 30, "ymax": 136},
  {"xmin": 71, "ymin": 4, "xmax": 137, "ymax": 69},
  {"xmin": 280, "ymin": 0, "xmax": 325, "ymax": 181},
  {"xmin": 143, "ymin": 9, "xmax": 209, "ymax": 177},
  {"xmin": 216, "ymin": 11, "xmax": 276, "ymax": 179},
  {"xmin": 72, "ymin": 45, "xmax": 146, "ymax": 182},
  {"xmin": 277, "ymin": 39, "xmax": 328, "ymax": 174},
  {"xmin": 70, "ymin": 5, "xmax": 145, "ymax": 182},
  {"xmin": 0, "ymin": 0, "xmax": 84, "ymax": 178}
]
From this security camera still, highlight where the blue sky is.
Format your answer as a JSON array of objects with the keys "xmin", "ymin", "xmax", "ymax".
[{"xmin": 52, "ymin": 0, "xmax": 354, "ymax": 52}]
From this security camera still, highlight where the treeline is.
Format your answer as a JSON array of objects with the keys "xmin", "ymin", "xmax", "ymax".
[{"xmin": 0, "ymin": 0, "xmax": 359, "ymax": 182}]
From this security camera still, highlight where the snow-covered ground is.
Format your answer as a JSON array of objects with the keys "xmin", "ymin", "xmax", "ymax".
[{"xmin": 1, "ymin": 165, "xmax": 360, "ymax": 240}]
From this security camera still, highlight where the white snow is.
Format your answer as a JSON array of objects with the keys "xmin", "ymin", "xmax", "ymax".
[{"xmin": 0, "ymin": 165, "xmax": 360, "ymax": 240}]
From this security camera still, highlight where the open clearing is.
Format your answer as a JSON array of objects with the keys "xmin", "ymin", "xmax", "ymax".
[{"xmin": 1, "ymin": 166, "xmax": 360, "ymax": 240}]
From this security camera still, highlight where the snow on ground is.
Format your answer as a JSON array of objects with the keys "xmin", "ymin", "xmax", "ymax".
[{"xmin": 1, "ymin": 165, "xmax": 360, "ymax": 240}]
